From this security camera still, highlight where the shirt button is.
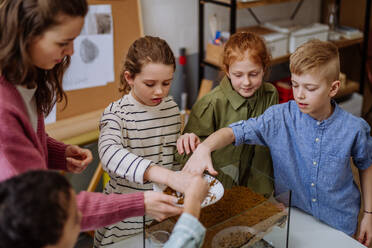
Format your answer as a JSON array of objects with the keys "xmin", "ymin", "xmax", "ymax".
[
  {"xmin": 313, "ymin": 161, "xmax": 317, "ymax": 165},
  {"xmin": 312, "ymin": 198, "xmax": 317, "ymax": 202},
  {"xmin": 315, "ymin": 138, "xmax": 320, "ymax": 142},
  {"xmin": 311, "ymin": 183, "xmax": 315, "ymax": 187},
  {"xmin": 317, "ymin": 121, "xmax": 320, "ymax": 125}
]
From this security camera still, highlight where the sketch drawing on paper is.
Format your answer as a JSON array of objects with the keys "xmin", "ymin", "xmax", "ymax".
[
  {"xmin": 82, "ymin": 12, "xmax": 112, "ymax": 35},
  {"xmin": 80, "ymin": 38, "xmax": 99, "ymax": 63},
  {"xmin": 63, "ymin": 4, "xmax": 114, "ymax": 91},
  {"xmin": 95, "ymin": 13, "xmax": 112, "ymax": 34}
]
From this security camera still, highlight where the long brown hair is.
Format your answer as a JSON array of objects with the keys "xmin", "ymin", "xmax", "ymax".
[
  {"xmin": 120, "ymin": 36, "xmax": 176, "ymax": 94},
  {"xmin": 0, "ymin": 0, "xmax": 88, "ymax": 114}
]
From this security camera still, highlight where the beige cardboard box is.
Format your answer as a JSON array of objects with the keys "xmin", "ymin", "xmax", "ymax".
[{"xmin": 205, "ymin": 43, "xmax": 224, "ymax": 67}]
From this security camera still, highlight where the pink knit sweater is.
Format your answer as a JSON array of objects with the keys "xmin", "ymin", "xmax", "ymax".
[{"xmin": 0, "ymin": 76, "xmax": 145, "ymax": 231}]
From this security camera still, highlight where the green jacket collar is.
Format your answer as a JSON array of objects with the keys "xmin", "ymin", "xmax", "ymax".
[{"xmin": 220, "ymin": 76, "xmax": 263, "ymax": 110}]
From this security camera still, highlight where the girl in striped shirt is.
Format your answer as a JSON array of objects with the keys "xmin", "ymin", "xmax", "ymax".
[{"xmin": 94, "ymin": 36, "xmax": 184, "ymax": 247}]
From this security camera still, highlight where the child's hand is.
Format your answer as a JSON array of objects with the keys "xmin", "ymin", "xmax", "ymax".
[
  {"xmin": 184, "ymin": 176, "xmax": 209, "ymax": 204},
  {"xmin": 182, "ymin": 143, "xmax": 218, "ymax": 176},
  {"xmin": 65, "ymin": 145, "xmax": 93, "ymax": 173},
  {"xmin": 165, "ymin": 171, "xmax": 196, "ymax": 193},
  {"xmin": 358, "ymin": 213, "xmax": 372, "ymax": 246},
  {"xmin": 177, "ymin": 133, "xmax": 201, "ymax": 155},
  {"xmin": 184, "ymin": 176, "xmax": 209, "ymax": 218},
  {"xmin": 144, "ymin": 191, "xmax": 182, "ymax": 221}
]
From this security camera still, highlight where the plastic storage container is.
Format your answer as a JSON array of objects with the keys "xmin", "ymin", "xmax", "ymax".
[
  {"xmin": 263, "ymin": 19, "xmax": 300, "ymax": 34},
  {"xmin": 263, "ymin": 32, "xmax": 288, "ymax": 59},
  {"xmin": 239, "ymin": 26, "xmax": 289, "ymax": 59},
  {"xmin": 146, "ymin": 176, "xmax": 292, "ymax": 248},
  {"xmin": 289, "ymin": 23, "xmax": 329, "ymax": 53}
]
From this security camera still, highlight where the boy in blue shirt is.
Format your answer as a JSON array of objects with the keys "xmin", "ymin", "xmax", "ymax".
[{"xmin": 183, "ymin": 39, "xmax": 372, "ymax": 246}]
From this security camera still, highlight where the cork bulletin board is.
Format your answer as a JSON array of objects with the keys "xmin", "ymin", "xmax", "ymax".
[{"xmin": 56, "ymin": 0, "xmax": 143, "ymax": 120}]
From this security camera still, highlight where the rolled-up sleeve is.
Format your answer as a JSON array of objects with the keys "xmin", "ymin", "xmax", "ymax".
[
  {"xmin": 352, "ymin": 119, "xmax": 372, "ymax": 170},
  {"xmin": 229, "ymin": 106, "xmax": 277, "ymax": 147},
  {"xmin": 229, "ymin": 120, "xmax": 246, "ymax": 146},
  {"xmin": 164, "ymin": 213, "xmax": 206, "ymax": 248}
]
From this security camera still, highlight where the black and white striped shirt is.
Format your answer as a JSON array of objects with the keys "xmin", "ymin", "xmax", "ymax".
[{"xmin": 94, "ymin": 93, "xmax": 181, "ymax": 247}]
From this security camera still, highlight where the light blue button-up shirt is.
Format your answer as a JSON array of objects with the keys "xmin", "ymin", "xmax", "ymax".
[
  {"xmin": 230, "ymin": 100, "xmax": 372, "ymax": 235},
  {"xmin": 164, "ymin": 213, "xmax": 206, "ymax": 248}
]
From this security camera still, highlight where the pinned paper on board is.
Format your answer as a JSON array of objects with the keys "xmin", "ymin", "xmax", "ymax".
[{"xmin": 63, "ymin": 4, "xmax": 114, "ymax": 91}]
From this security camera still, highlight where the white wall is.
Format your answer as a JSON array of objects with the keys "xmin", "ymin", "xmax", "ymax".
[
  {"xmin": 140, "ymin": 0, "xmax": 198, "ymax": 57},
  {"xmin": 140, "ymin": 0, "xmax": 321, "ymax": 57}
]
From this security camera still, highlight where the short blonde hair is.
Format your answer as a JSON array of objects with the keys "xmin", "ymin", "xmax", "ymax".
[
  {"xmin": 222, "ymin": 32, "xmax": 271, "ymax": 74},
  {"xmin": 290, "ymin": 39, "xmax": 340, "ymax": 83}
]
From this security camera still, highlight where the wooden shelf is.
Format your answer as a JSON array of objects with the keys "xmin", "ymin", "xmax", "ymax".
[
  {"xmin": 203, "ymin": 59, "xmax": 221, "ymax": 68},
  {"xmin": 204, "ymin": 54, "xmax": 291, "ymax": 68},
  {"xmin": 204, "ymin": 36, "xmax": 364, "ymax": 68},
  {"xmin": 335, "ymin": 80, "xmax": 360, "ymax": 99},
  {"xmin": 270, "ymin": 37, "xmax": 363, "ymax": 64},
  {"xmin": 238, "ymin": 0, "xmax": 299, "ymax": 8},
  {"xmin": 198, "ymin": 0, "xmax": 369, "ymax": 93},
  {"xmin": 332, "ymin": 37, "xmax": 363, "ymax": 49},
  {"xmin": 214, "ymin": 0, "xmax": 299, "ymax": 9},
  {"xmin": 271, "ymin": 54, "xmax": 291, "ymax": 65}
]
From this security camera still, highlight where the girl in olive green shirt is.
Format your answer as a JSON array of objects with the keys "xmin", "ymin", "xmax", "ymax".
[{"xmin": 176, "ymin": 32, "xmax": 278, "ymax": 197}]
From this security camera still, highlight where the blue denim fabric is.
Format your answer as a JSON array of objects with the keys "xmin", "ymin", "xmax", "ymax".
[
  {"xmin": 230, "ymin": 100, "xmax": 372, "ymax": 236},
  {"xmin": 164, "ymin": 213, "xmax": 206, "ymax": 248}
]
